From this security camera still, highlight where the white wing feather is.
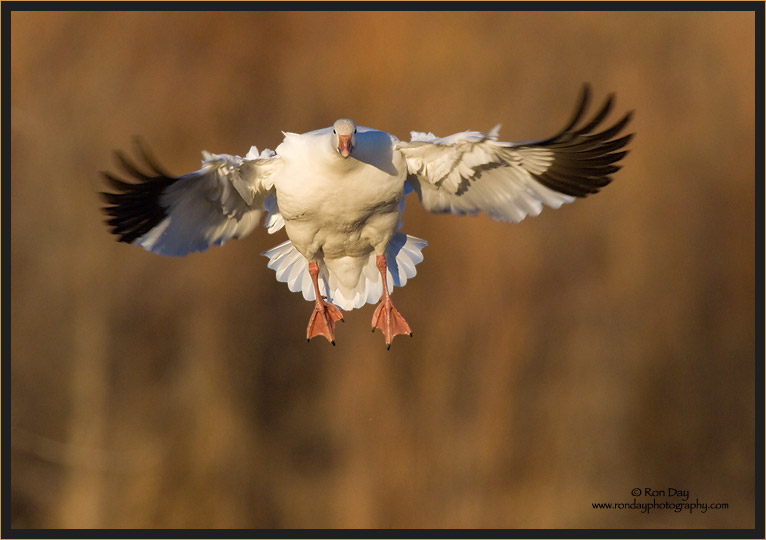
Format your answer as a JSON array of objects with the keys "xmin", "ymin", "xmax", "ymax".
[{"xmin": 400, "ymin": 129, "xmax": 573, "ymax": 222}]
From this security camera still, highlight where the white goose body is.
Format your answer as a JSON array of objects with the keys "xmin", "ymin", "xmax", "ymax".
[
  {"xmin": 267, "ymin": 123, "xmax": 421, "ymax": 311},
  {"xmin": 276, "ymin": 127, "xmax": 403, "ymax": 266},
  {"xmin": 102, "ymin": 86, "xmax": 633, "ymax": 347}
]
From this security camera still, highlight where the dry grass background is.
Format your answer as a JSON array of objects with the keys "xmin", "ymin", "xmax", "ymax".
[{"xmin": 9, "ymin": 10, "xmax": 755, "ymax": 529}]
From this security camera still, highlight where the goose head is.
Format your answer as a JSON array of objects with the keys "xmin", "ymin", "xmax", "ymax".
[{"xmin": 332, "ymin": 119, "xmax": 357, "ymax": 158}]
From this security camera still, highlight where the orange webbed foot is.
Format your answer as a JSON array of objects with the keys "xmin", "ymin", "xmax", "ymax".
[
  {"xmin": 372, "ymin": 297, "xmax": 412, "ymax": 350},
  {"xmin": 307, "ymin": 298, "xmax": 344, "ymax": 345}
]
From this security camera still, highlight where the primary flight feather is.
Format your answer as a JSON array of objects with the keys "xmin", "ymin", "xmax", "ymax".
[{"xmin": 101, "ymin": 85, "xmax": 633, "ymax": 348}]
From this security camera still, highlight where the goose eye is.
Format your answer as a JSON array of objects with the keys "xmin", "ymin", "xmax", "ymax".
[{"xmin": 333, "ymin": 129, "xmax": 336, "ymax": 134}]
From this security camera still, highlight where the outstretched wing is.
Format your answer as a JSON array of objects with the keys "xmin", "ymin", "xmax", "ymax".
[
  {"xmin": 397, "ymin": 85, "xmax": 633, "ymax": 223},
  {"xmin": 100, "ymin": 139, "xmax": 283, "ymax": 256}
]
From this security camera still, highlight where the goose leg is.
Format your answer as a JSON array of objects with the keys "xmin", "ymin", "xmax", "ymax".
[
  {"xmin": 306, "ymin": 262, "xmax": 344, "ymax": 345},
  {"xmin": 371, "ymin": 255, "xmax": 412, "ymax": 349}
]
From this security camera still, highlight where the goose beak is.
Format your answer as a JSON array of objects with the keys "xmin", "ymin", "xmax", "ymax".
[{"xmin": 338, "ymin": 134, "xmax": 353, "ymax": 157}]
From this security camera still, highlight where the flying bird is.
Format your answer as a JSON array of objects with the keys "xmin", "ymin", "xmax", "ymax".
[{"xmin": 101, "ymin": 85, "xmax": 633, "ymax": 348}]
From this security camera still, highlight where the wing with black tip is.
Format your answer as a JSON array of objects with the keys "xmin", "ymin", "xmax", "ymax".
[
  {"xmin": 397, "ymin": 85, "xmax": 633, "ymax": 223},
  {"xmin": 101, "ymin": 140, "xmax": 283, "ymax": 256}
]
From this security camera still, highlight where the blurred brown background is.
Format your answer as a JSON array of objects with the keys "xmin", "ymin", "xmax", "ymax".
[{"xmin": 10, "ymin": 10, "xmax": 755, "ymax": 529}]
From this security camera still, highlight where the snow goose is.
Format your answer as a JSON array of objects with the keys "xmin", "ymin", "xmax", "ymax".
[{"xmin": 101, "ymin": 85, "xmax": 633, "ymax": 348}]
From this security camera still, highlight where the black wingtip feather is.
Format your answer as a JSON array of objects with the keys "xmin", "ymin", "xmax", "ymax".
[
  {"xmin": 573, "ymin": 93, "xmax": 614, "ymax": 136},
  {"xmin": 543, "ymin": 84, "xmax": 592, "ymax": 144},
  {"xmin": 100, "ymin": 141, "xmax": 178, "ymax": 244},
  {"xmin": 529, "ymin": 88, "xmax": 634, "ymax": 198},
  {"xmin": 133, "ymin": 136, "xmax": 173, "ymax": 177}
]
